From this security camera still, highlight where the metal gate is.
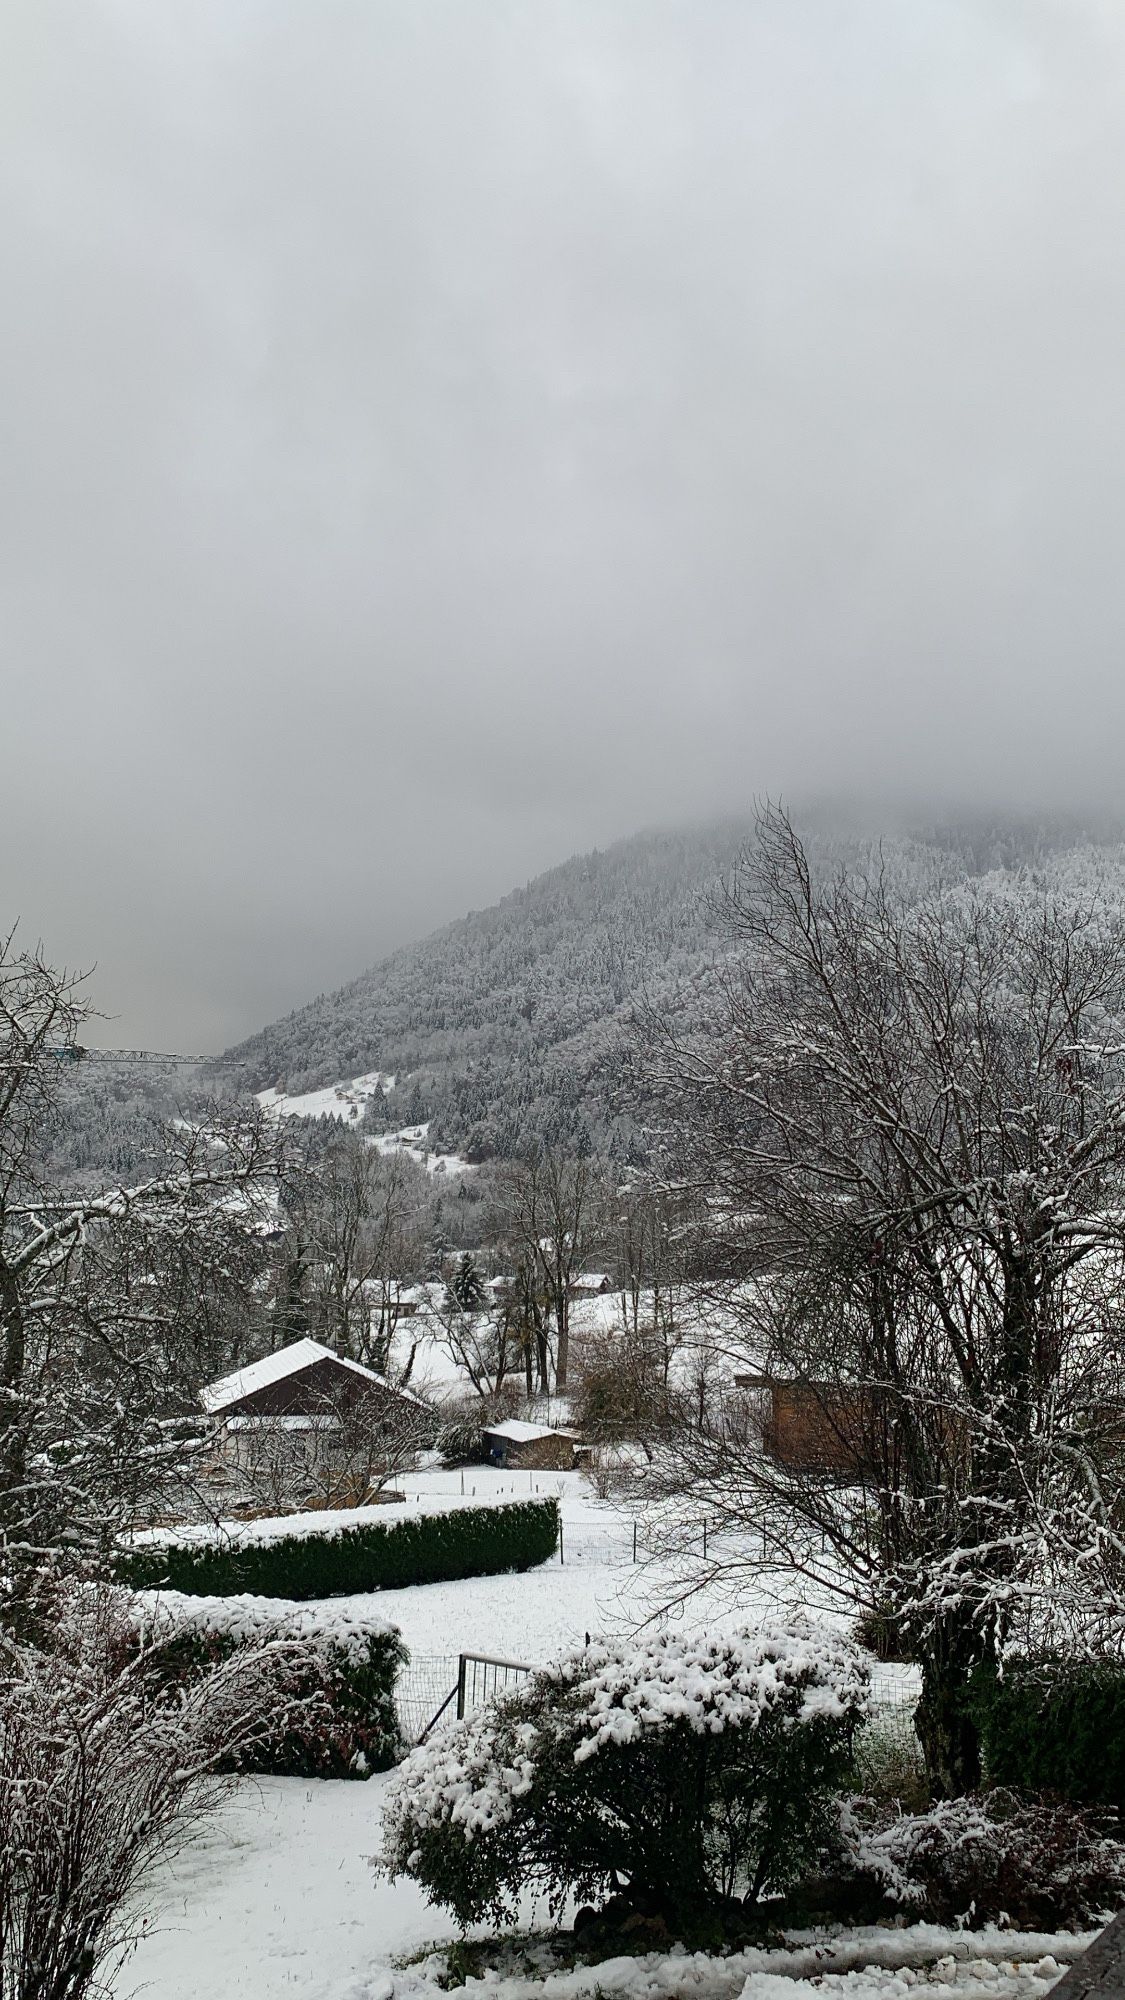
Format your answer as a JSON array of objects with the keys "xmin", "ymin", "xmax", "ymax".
[{"xmin": 407, "ymin": 1650, "xmax": 536, "ymax": 1744}]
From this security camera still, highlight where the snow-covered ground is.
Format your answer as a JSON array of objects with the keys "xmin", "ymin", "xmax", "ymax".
[
  {"xmin": 114, "ymin": 1772, "xmax": 447, "ymax": 2000},
  {"xmin": 115, "ymin": 1480, "xmax": 933, "ymax": 2000},
  {"xmin": 256, "ymin": 1074, "xmax": 475, "ymax": 1176},
  {"xmin": 113, "ymin": 1767, "xmax": 1086, "ymax": 2000},
  {"xmin": 366, "ymin": 1122, "xmax": 475, "ymax": 1178},
  {"xmin": 257, "ymin": 1073, "xmax": 396, "ymax": 1123},
  {"xmin": 133, "ymin": 1467, "xmax": 901, "ymax": 1691}
]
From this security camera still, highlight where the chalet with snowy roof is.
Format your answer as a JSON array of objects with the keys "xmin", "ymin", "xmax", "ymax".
[
  {"xmin": 567, "ymin": 1272, "xmax": 613, "ymax": 1296},
  {"xmin": 481, "ymin": 1418, "xmax": 580, "ymax": 1471},
  {"xmin": 201, "ymin": 1338, "xmax": 428, "ymax": 1421},
  {"xmin": 200, "ymin": 1339, "xmax": 434, "ymax": 1499}
]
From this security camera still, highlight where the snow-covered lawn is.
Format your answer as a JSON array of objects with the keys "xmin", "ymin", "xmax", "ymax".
[
  {"xmin": 113, "ymin": 1768, "xmax": 1087, "ymax": 2000},
  {"xmin": 114, "ymin": 1772, "xmax": 448, "ymax": 2000}
]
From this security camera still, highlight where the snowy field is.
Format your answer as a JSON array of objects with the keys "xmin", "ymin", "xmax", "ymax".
[
  {"xmin": 256, "ymin": 1074, "xmax": 475, "ymax": 1175},
  {"xmin": 116, "ymin": 1472, "xmax": 933, "ymax": 1999}
]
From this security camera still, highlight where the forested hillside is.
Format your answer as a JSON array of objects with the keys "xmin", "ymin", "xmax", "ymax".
[
  {"xmin": 220, "ymin": 811, "xmax": 1125, "ymax": 1164},
  {"xmin": 221, "ymin": 821, "xmax": 757, "ymax": 1161}
]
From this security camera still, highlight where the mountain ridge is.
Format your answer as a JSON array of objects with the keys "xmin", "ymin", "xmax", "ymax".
[
  {"xmin": 220, "ymin": 808, "xmax": 1125, "ymax": 1164},
  {"xmin": 220, "ymin": 817, "xmax": 760, "ymax": 1160}
]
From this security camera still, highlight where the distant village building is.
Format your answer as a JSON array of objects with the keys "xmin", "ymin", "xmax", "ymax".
[
  {"xmin": 735, "ymin": 1371, "xmax": 875, "ymax": 1481},
  {"xmin": 568, "ymin": 1272, "xmax": 613, "ymax": 1297},
  {"xmin": 200, "ymin": 1337, "xmax": 433, "ymax": 1491},
  {"xmin": 481, "ymin": 1419, "xmax": 580, "ymax": 1471}
]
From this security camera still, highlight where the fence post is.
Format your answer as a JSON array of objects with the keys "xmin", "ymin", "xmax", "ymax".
[
  {"xmin": 703, "ymin": 1518, "xmax": 708, "ymax": 1561},
  {"xmin": 632, "ymin": 1521, "xmax": 637, "ymax": 1564},
  {"xmin": 456, "ymin": 1654, "xmax": 468, "ymax": 1720},
  {"xmin": 559, "ymin": 1522, "xmax": 565, "ymax": 1566}
]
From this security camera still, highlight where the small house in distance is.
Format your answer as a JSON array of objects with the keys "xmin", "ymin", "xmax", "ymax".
[
  {"xmin": 568, "ymin": 1272, "xmax": 613, "ymax": 1297},
  {"xmin": 201, "ymin": 1337, "xmax": 421, "ymax": 1424},
  {"xmin": 200, "ymin": 1338, "xmax": 434, "ymax": 1498},
  {"xmin": 481, "ymin": 1419, "xmax": 580, "ymax": 1471}
]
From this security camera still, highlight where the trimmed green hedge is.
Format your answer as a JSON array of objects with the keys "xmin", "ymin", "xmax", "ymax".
[
  {"xmin": 971, "ymin": 1656, "xmax": 1125, "ymax": 1810},
  {"xmin": 118, "ymin": 1497, "xmax": 560, "ymax": 1600}
]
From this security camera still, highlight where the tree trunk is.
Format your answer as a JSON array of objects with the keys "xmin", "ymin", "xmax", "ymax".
[
  {"xmin": 556, "ymin": 1310, "xmax": 569, "ymax": 1391},
  {"xmin": 0, "ymin": 1258, "xmax": 27, "ymax": 1500},
  {"xmin": 914, "ymin": 1619, "xmax": 984, "ymax": 1798}
]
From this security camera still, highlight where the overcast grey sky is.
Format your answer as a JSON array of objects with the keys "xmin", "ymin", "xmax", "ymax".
[{"xmin": 5, "ymin": 0, "xmax": 1125, "ymax": 1049}]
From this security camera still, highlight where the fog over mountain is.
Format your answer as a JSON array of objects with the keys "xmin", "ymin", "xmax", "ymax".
[{"xmin": 8, "ymin": 2, "xmax": 1125, "ymax": 1050}]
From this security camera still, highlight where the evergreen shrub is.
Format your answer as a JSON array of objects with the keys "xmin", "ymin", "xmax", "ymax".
[
  {"xmin": 117, "ymin": 1497, "xmax": 559, "ymax": 1599},
  {"xmin": 381, "ymin": 1621, "xmax": 869, "ymax": 1926},
  {"xmin": 970, "ymin": 1656, "xmax": 1125, "ymax": 1809},
  {"xmin": 127, "ymin": 1591, "xmax": 406, "ymax": 1777}
]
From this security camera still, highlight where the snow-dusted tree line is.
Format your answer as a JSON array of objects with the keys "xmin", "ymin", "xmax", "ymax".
[{"xmin": 43, "ymin": 812, "xmax": 1125, "ymax": 1183}]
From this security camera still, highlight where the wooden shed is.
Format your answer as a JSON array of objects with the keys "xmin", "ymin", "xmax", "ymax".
[{"xmin": 481, "ymin": 1419, "xmax": 580, "ymax": 1471}]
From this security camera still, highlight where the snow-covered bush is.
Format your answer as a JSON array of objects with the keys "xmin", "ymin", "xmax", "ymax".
[
  {"xmin": 381, "ymin": 1621, "xmax": 869, "ymax": 1925},
  {"xmin": 127, "ymin": 1590, "xmax": 406, "ymax": 1776},
  {"xmin": 839, "ymin": 1789, "xmax": 1125, "ymax": 1930},
  {"xmin": 0, "ymin": 1587, "xmax": 294, "ymax": 2000}
]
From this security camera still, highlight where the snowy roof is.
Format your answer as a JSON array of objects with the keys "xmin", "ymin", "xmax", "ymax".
[
  {"xmin": 201, "ymin": 1338, "xmax": 424, "ymax": 1414},
  {"xmin": 481, "ymin": 1419, "xmax": 577, "ymax": 1444},
  {"xmin": 571, "ymin": 1272, "xmax": 611, "ymax": 1290}
]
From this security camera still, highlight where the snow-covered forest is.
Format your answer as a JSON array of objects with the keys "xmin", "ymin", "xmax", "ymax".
[
  {"xmin": 38, "ymin": 813, "xmax": 1125, "ymax": 1196},
  {"xmin": 221, "ymin": 813, "xmax": 1125, "ymax": 1165}
]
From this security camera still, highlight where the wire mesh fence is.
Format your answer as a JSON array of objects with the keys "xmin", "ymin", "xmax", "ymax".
[
  {"xmin": 547, "ymin": 1521, "xmax": 812, "ymax": 1567},
  {"xmin": 553, "ymin": 1527, "xmax": 639, "ymax": 1566},
  {"xmin": 396, "ymin": 1651, "xmax": 536, "ymax": 1744},
  {"xmin": 396, "ymin": 1655, "xmax": 460, "ymax": 1744}
]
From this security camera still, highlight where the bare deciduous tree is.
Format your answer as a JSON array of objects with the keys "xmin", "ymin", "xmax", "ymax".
[
  {"xmin": 0, "ymin": 934, "xmax": 287, "ymax": 1635},
  {"xmin": 0, "ymin": 1587, "xmax": 304, "ymax": 2000},
  {"xmin": 285, "ymin": 1138, "xmax": 427, "ymax": 1372},
  {"xmin": 610, "ymin": 1175, "xmax": 691, "ymax": 1384},
  {"xmin": 497, "ymin": 1151, "xmax": 604, "ymax": 1389},
  {"xmin": 643, "ymin": 807, "xmax": 1125, "ymax": 1796},
  {"xmin": 570, "ymin": 1319, "xmax": 674, "ymax": 1457}
]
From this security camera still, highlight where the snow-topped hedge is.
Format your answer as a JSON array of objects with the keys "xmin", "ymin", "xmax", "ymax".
[
  {"xmin": 127, "ymin": 1589, "xmax": 405, "ymax": 1777},
  {"xmin": 116, "ymin": 1496, "xmax": 559, "ymax": 1599},
  {"xmin": 381, "ymin": 1620, "xmax": 869, "ymax": 1924}
]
